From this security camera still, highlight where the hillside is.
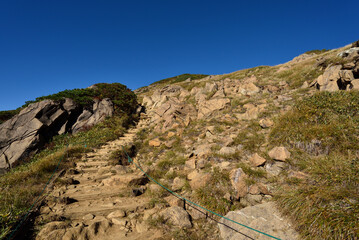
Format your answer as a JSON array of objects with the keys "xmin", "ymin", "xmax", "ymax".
[
  {"xmin": 1, "ymin": 41, "xmax": 359, "ymax": 240},
  {"xmin": 131, "ymin": 41, "xmax": 359, "ymax": 239}
]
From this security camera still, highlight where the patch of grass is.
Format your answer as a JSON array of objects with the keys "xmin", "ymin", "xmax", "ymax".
[
  {"xmin": 237, "ymin": 162, "xmax": 267, "ymax": 178},
  {"xmin": 232, "ymin": 121, "xmax": 265, "ymax": 152},
  {"xmin": 270, "ymin": 91, "xmax": 359, "ymax": 153},
  {"xmin": 166, "ymin": 219, "xmax": 218, "ymax": 240},
  {"xmin": 205, "ymin": 90, "xmax": 217, "ymax": 100},
  {"xmin": 275, "ymin": 154, "xmax": 359, "ymax": 240},
  {"xmin": 276, "ymin": 63, "xmax": 323, "ymax": 89},
  {"xmin": 304, "ymin": 49, "xmax": 330, "ymax": 55},
  {"xmin": 195, "ymin": 167, "xmax": 240, "ymax": 216},
  {"xmin": 270, "ymin": 91, "xmax": 359, "ymax": 239},
  {"xmin": 150, "ymin": 74, "xmax": 208, "ymax": 86},
  {"xmin": 0, "ymin": 146, "xmax": 82, "ymax": 238}
]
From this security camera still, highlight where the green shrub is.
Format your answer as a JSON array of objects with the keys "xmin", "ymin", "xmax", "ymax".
[
  {"xmin": 0, "ymin": 110, "xmax": 20, "ymax": 124},
  {"xmin": 23, "ymin": 83, "xmax": 137, "ymax": 115}
]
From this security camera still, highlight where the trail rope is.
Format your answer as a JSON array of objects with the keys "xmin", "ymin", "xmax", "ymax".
[{"xmin": 122, "ymin": 146, "xmax": 281, "ymax": 240}]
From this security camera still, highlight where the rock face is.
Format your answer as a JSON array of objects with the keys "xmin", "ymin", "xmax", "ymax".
[
  {"xmin": 71, "ymin": 98, "xmax": 113, "ymax": 134},
  {"xmin": 313, "ymin": 47, "xmax": 359, "ymax": 91},
  {"xmin": 218, "ymin": 202, "xmax": 299, "ymax": 240},
  {"xmin": 0, "ymin": 98, "xmax": 114, "ymax": 170}
]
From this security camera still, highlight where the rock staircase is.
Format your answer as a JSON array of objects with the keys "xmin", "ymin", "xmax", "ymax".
[{"xmin": 35, "ymin": 115, "xmax": 162, "ymax": 240}]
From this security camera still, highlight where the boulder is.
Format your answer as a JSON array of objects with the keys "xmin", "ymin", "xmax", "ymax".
[
  {"xmin": 268, "ymin": 146, "xmax": 291, "ymax": 161},
  {"xmin": 159, "ymin": 206, "xmax": 192, "ymax": 228},
  {"xmin": 0, "ymin": 100, "xmax": 78, "ymax": 169},
  {"xmin": 189, "ymin": 172, "xmax": 211, "ymax": 190},
  {"xmin": 230, "ymin": 168, "xmax": 248, "ymax": 198},
  {"xmin": 239, "ymin": 82, "xmax": 260, "ymax": 95},
  {"xmin": 218, "ymin": 202, "xmax": 299, "ymax": 240},
  {"xmin": 107, "ymin": 210, "xmax": 126, "ymax": 219},
  {"xmin": 249, "ymin": 153, "xmax": 266, "ymax": 167},
  {"xmin": 197, "ymin": 98, "xmax": 230, "ymax": 119},
  {"xmin": 164, "ymin": 195, "xmax": 183, "ymax": 207},
  {"xmin": 151, "ymin": 97, "xmax": 197, "ymax": 131},
  {"xmin": 337, "ymin": 47, "xmax": 359, "ymax": 58},
  {"xmin": 72, "ymin": 98, "xmax": 114, "ymax": 133},
  {"xmin": 149, "ymin": 138, "xmax": 161, "ymax": 147},
  {"xmin": 219, "ymin": 146, "xmax": 236, "ymax": 155},
  {"xmin": 259, "ymin": 118, "xmax": 274, "ymax": 128},
  {"xmin": 172, "ymin": 177, "xmax": 186, "ymax": 191},
  {"xmin": 316, "ymin": 65, "xmax": 343, "ymax": 91}
]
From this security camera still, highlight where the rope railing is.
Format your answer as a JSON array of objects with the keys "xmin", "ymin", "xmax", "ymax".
[{"xmin": 121, "ymin": 146, "xmax": 282, "ymax": 240}]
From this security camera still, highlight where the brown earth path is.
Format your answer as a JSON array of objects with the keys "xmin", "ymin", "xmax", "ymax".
[{"xmin": 35, "ymin": 116, "xmax": 162, "ymax": 240}]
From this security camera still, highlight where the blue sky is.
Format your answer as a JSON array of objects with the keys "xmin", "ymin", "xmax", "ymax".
[{"xmin": 0, "ymin": 0, "xmax": 358, "ymax": 110}]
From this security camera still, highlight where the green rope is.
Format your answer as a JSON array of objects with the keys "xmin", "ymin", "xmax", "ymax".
[
  {"xmin": 122, "ymin": 146, "xmax": 281, "ymax": 240},
  {"xmin": 6, "ymin": 143, "xmax": 70, "ymax": 240}
]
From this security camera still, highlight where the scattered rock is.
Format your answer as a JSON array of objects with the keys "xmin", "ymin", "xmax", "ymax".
[
  {"xmin": 197, "ymin": 98, "xmax": 230, "ymax": 119},
  {"xmin": 172, "ymin": 177, "xmax": 186, "ymax": 191},
  {"xmin": 107, "ymin": 210, "xmax": 126, "ymax": 219},
  {"xmin": 230, "ymin": 168, "xmax": 248, "ymax": 198},
  {"xmin": 149, "ymin": 138, "xmax": 161, "ymax": 147},
  {"xmin": 159, "ymin": 206, "xmax": 192, "ymax": 228},
  {"xmin": 83, "ymin": 213, "xmax": 95, "ymax": 221},
  {"xmin": 164, "ymin": 195, "xmax": 183, "ymax": 207},
  {"xmin": 185, "ymin": 158, "xmax": 196, "ymax": 169},
  {"xmin": 189, "ymin": 172, "xmax": 211, "ymax": 190},
  {"xmin": 265, "ymin": 161, "xmax": 287, "ymax": 176},
  {"xmin": 219, "ymin": 146, "xmax": 236, "ymax": 155},
  {"xmin": 249, "ymin": 153, "xmax": 266, "ymax": 167},
  {"xmin": 268, "ymin": 146, "xmax": 291, "ymax": 161},
  {"xmin": 259, "ymin": 118, "xmax": 274, "ymax": 128}
]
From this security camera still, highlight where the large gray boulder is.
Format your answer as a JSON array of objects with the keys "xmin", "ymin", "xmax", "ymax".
[
  {"xmin": 0, "ymin": 98, "xmax": 114, "ymax": 170},
  {"xmin": 71, "ymin": 98, "xmax": 114, "ymax": 133},
  {"xmin": 0, "ymin": 100, "xmax": 69, "ymax": 169},
  {"xmin": 218, "ymin": 202, "xmax": 299, "ymax": 240}
]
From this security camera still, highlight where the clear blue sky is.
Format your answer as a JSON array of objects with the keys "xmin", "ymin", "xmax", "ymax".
[{"xmin": 0, "ymin": 0, "xmax": 358, "ymax": 110}]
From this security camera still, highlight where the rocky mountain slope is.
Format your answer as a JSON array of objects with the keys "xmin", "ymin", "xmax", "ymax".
[
  {"xmin": 1, "ymin": 41, "xmax": 358, "ymax": 240},
  {"xmin": 129, "ymin": 41, "xmax": 359, "ymax": 239}
]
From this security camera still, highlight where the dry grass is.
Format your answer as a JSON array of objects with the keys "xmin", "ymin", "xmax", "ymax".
[
  {"xmin": 270, "ymin": 91, "xmax": 359, "ymax": 239},
  {"xmin": 0, "ymin": 115, "xmax": 133, "ymax": 238}
]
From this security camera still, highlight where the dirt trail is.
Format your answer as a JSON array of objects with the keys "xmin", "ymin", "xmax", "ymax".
[{"xmin": 35, "ymin": 116, "xmax": 162, "ymax": 240}]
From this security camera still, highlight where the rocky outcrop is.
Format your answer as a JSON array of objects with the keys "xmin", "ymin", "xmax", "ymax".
[
  {"xmin": 218, "ymin": 202, "xmax": 299, "ymax": 240},
  {"xmin": 0, "ymin": 98, "xmax": 114, "ymax": 170},
  {"xmin": 71, "ymin": 98, "xmax": 113, "ymax": 134},
  {"xmin": 313, "ymin": 47, "xmax": 359, "ymax": 91}
]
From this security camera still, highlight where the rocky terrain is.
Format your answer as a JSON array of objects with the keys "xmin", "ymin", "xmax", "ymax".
[
  {"xmin": 0, "ymin": 98, "xmax": 114, "ymax": 170},
  {"xmin": 1, "ymin": 41, "xmax": 359, "ymax": 240}
]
